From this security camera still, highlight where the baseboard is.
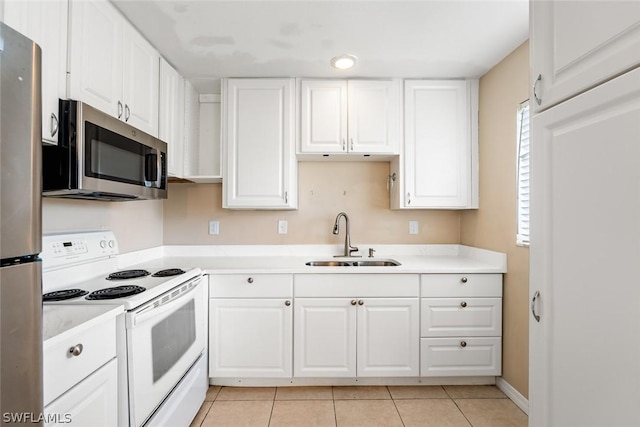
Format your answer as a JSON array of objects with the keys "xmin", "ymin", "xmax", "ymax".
[{"xmin": 496, "ymin": 377, "xmax": 529, "ymax": 415}]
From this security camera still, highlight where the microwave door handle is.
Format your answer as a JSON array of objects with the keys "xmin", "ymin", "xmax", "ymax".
[
  {"xmin": 145, "ymin": 152, "xmax": 158, "ymax": 184},
  {"xmin": 126, "ymin": 276, "xmax": 203, "ymax": 328}
]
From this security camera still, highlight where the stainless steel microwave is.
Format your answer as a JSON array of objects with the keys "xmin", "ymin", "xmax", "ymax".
[{"xmin": 43, "ymin": 100, "xmax": 167, "ymax": 201}]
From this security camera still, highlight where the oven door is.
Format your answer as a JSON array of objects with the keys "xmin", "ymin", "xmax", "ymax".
[{"xmin": 125, "ymin": 275, "xmax": 206, "ymax": 427}]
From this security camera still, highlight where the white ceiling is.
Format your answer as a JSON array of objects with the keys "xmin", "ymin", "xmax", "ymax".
[{"xmin": 112, "ymin": 0, "xmax": 529, "ymax": 93}]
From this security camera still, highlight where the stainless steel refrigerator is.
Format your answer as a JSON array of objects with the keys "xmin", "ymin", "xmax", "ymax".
[{"xmin": 0, "ymin": 22, "xmax": 43, "ymax": 425}]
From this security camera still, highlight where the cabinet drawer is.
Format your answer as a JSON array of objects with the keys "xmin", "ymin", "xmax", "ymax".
[
  {"xmin": 421, "ymin": 274, "xmax": 502, "ymax": 297},
  {"xmin": 210, "ymin": 274, "xmax": 293, "ymax": 298},
  {"xmin": 421, "ymin": 298, "xmax": 502, "ymax": 337},
  {"xmin": 295, "ymin": 274, "xmax": 418, "ymax": 297},
  {"xmin": 43, "ymin": 316, "xmax": 116, "ymax": 405},
  {"xmin": 420, "ymin": 337, "xmax": 501, "ymax": 377}
]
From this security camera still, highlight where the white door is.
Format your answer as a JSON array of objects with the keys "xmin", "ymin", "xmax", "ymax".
[
  {"xmin": 44, "ymin": 359, "xmax": 118, "ymax": 427},
  {"xmin": 531, "ymin": 0, "xmax": 640, "ymax": 112},
  {"xmin": 122, "ymin": 21, "xmax": 159, "ymax": 137},
  {"xmin": 299, "ymin": 80, "xmax": 347, "ymax": 153},
  {"xmin": 294, "ymin": 298, "xmax": 357, "ymax": 377},
  {"xmin": 68, "ymin": 0, "xmax": 123, "ymax": 119},
  {"xmin": 348, "ymin": 80, "xmax": 400, "ymax": 154},
  {"xmin": 529, "ymin": 67, "xmax": 640, "ymax": 427},
  {"xmin": 356, "ymin": 298, "xmax": 419, "ymax": 377},
  {"xmin": 210, "ymin": 298, "xmax": 293, "ymax": 378},
  {"xmin": 3, "ymin": 0, "xmax": 68, "ymax": 144},
  {"xmin": 223, "ymin": 78, "xmax": 297, "ymax": 209},
  {"xmin": 403, "ymin": 80, "xmax": 477, "ymax": 208},
  {"xmin": 159, "ymin": 58, "xmax": 185, "ymax": 177}
]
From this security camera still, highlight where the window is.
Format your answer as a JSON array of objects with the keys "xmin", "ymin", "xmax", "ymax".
[{"xmin": 516, "ymin": 101, "xmax": 530, "ymax": 246}]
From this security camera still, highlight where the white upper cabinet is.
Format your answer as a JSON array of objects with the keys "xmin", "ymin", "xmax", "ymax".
[
  {"xmin": 159, "ymin": 58, "xmax": 185, "ymax": 178},
  {"xmin": 223, "ymin": 78, "xmax": 297, "ymax": 209},
  {"xmin": 299, "ymin": 79, "xmax": 400, "ymax": 156},
  {"xmin": 68, "ymin": 0, "xmax": 159, "ymax": 136},
  {"xmin": 392, "ymin": 80, "xmax": 478, "ymax": 209},
  {"xmin": 530, "ymin": 0, "xmax": 640, "ymax": 112},
  {"xmin": 3, "ymin": 0, "xmax": 68, "ymax": 144}
]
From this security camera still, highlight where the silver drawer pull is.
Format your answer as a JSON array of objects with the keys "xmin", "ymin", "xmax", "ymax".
[
  {"xmin": 531, "ymin": 290, "xmax": 541, "ymax": 322},
  {"xmin": 358, "ymin": 299, "xmax": 364, "ymax": 306},
  {"xmin": 285, "ymin": 300, "xmax": 291, "ymax": 306},
  {"xmin": 460, "ymin": 301, "xmax": 467, "ymax": 308},
  {"xmin": 460, "ymin": 277, "xmax": 468, "ymax": 284},
  {"xmin": 350, "ymin": 300, "xmax": 357, "ymax": 306},
  {"xmin": 460, "ymin": 341, "xmax": 467, "ymax": 348},
  {"xmin": 69, "ymin": 343, "xmax": 83, "ymax": 357},
  {"xmin": 247, "ymin": 277, "xmax": 254, "ymax": 284}
]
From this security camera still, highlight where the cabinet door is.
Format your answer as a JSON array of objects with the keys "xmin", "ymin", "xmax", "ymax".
[
  {"xmin": 531, "ymin": 0, "xmax": 640, "ymax": 112},
  {"xmin": 159, "ymin": 58, "xmax": 185, "ymax": 177},
  {"xmin": 356, "ymin": 298, "xmax": 419, "ymax": 377},
  {"xmin": 348, "ymin": 80, "xmax": 400, "ymax": 154},
  {"xmin": 3, "ymin": 0, "xmax": 67, "ymax": 144},
  {"xmin": 402, "ymin": 80, "xmax": 478, "ymax": 209},
  {"xmin": 299, "ymin": 80, "xmax": 347, "ymax": 153},
  {"xmin": 294, "ymin": 298, "xmax": 356, "ymax": 377},
  {"xmin": 122, "ymin": 21, "xmax": 159, "ymax": 137},
  {"xmin": 44, "ymin": 358, "xmax": 118, "ymax": 427},
  {"xmin": 68, "ymin": 0, "xmax": 123, "ymax": 119},
  {"xmin": 223, "ymin": 78, "xmax": 297, "ymax": 209},
  {"xmin": 529, "ymin": 68, "xmax": 640, "ymax": 427},
  {"xmin": 209, "ymin": 299, "xmax": 292, "ymax": 378}
]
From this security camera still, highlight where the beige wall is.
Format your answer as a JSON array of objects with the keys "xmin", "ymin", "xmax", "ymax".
[
  {"xmin": 460, "ymin": 41, "xmax": 530, "ymax": 398},
  {"xmin": 43, "ymin": 198, "xmax": 164, "ymax": 252},
  {"xmin": 163, "ymin": 162, "xmax": 461, "ymax": 245}
]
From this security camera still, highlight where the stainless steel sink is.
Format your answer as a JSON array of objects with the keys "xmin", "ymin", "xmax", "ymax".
[{"xmin": 305, "ymin": 259, "xmax": 401, "ymax": 267}]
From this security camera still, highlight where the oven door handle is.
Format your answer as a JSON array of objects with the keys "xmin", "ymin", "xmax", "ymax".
[{"xmin": 126, "ymin": 275, "xmax": 203, "ymax": 329}]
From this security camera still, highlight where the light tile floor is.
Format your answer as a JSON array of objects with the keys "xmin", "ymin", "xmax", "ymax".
[{"xmin": 190, "ymin": 385, "xmax": 527, "ymax": 427}]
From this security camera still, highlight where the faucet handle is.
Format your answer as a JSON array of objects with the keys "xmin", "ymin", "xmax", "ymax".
[
  {"xmin": 349, "ymin": 246, "xmax": 360, "ymax": 256},
  {"xmin": 368, "ymin": 248, "xmax": 376, "ymax": 258}
]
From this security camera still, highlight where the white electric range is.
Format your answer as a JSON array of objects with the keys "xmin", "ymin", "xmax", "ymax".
[{"xmin": 42, "ymin": 231, "xmax": 208, "ymax": 427}]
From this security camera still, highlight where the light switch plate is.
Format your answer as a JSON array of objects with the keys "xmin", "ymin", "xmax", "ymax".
[
  {"xmin": 409, "ymin": 220, "xmax": 419, "ymax": 235},
  {"xmin": 209, "ymin": 220, "xmax": 220, "ymax": 235},
  {"xmin": 278, "ymin": 220, "xmax": 288, "ymax": 234}
]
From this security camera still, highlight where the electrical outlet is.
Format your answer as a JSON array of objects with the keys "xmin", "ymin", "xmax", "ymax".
[
  {"xmin": 278, "ymin": 220, "xmax": 288, "ymax": 234},
  {"xmin": 409, "ymin": 220, "xmax": 419, "ymax": 235},
  {"xmin": 208, "ymin": 220, "xmax": 220, "ymax": 235}
]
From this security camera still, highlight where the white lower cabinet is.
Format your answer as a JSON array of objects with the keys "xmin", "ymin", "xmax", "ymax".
[
  {"xmin": 44, "ymin": 359, "xmax": 118, "ymax": 427},
  {"xmin": 420, "ymin": 274, "xmax": 502, "ymax": 377},
  {"xmin": 209, "ymin": 274, "xmax": 293, "ymax": 378},
  {"xmin": 294, "ymin": 274, "xmax": 420, "ymax": 378}
]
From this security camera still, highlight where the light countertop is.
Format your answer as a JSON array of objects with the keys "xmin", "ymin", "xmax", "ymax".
[{"xmin": 43, "ymin": 305, "xmax": 123, "ymax": 347}]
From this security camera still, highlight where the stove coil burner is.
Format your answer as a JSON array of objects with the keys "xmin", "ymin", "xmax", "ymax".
[
  {"xmin": 43, "ymin": 289, "xmax": 88, "ymax": 302},
  {"xmin": 152, "ymin": 268, "xmax": 186, "ymax": 277},
  {"xmin": 86, "ymin": 285, "xmax": 146, "ymax": 300},
  {"xmin": 106, "ymin": 269, "xmax": 150, "ymax": 280}
]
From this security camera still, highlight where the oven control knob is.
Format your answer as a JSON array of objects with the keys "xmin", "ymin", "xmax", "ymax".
[
  {"xmin": 108, "ymin": 240, "xmax": 115, "ymax": 248},
  {"xmin": 99, "ymin": 240, "xmax": 107, "ymax": 248}
]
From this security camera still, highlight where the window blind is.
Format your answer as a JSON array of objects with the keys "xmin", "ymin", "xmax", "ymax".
[{"xmin": 516, "ymin": 101, "xmax": 530, "ymax": 246}]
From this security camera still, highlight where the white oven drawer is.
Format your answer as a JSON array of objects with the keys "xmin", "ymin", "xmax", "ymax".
[
  {"xmin": 43, "ymin": 316, "xmax": 116, "ymax": 405},
  {"xmin": 209, "ymin": 274, "xmax": 293, "ymax": 298},
  {"xmin": 421, "ymin": 298, "xmax": 502, "ymax": 337},
  {"xmin": 420, "ymin": 337, "xmax": 502, "ymax": 377},
  {"xmin": 421, "ymin": 274, "xmax": 502, "ymax": 297}
]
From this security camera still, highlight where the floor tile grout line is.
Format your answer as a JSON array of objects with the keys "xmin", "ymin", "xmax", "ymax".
[
  {"xmin": 332, "ymin": 386, "xmax": 338, "ymax": 427},
  {"xmin": 451, "ymin": 397, "xmax": 475, "ymax": 427},
  {"xmin": 388, "ymin": 387, "xmax": 407, "ymax": 427}
]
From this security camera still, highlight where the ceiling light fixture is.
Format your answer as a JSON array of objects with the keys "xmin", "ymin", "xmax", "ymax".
[{"xmin": 331, "ymin": 54, "xmax": 358, "ymax": 70}]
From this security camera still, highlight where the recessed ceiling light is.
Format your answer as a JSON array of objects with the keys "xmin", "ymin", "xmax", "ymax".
[{"xmin": 331, "ymin": 54, "xmax": 358, "ymax": 70}]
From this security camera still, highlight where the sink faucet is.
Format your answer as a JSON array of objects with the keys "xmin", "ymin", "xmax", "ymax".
[{"xmin": 332, "ymin": 212, "xmax": 360, "ymax": 257}]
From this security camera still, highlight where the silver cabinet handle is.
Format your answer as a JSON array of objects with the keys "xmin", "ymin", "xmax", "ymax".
[
  {"xmin": 247, "ymin": 277, "xmax": 254, "ymax": 284},
  {"xmin": 461, "ymin": 277, "xmax": 468, "ymax": 284},
  {"xmin": 407, "ymin": 192, "xmax": 411, "ymax": 205},
  {"xmin": 350, "ymin": 138, "xmax": 354, "ymax": 151},
  {"xmin": 117, "ymin": 101, "xmax": 123, "ymax": 119},
  {"xmin": 69, "ymin": 343, "xmax": 83, "ymax": 357},
  {"xmin": 350, "ymin": 300, "xmax": 357, "ymax": 306},
  {"xmin": 285, "ymin": 300, "xmax": 291, "ymax": 307},
  {"xmin": 124, "ymin": 104, "xmax": 131, "ymax": 122},
  {"xmin": 460, "ymin": 301, "xmax": 467, "ymax": 308},
  {"xmin": 285, "ymin": 191, "xmax": 288, "ymax": 204},
  {"xmin": 342, "ymin": 138, "xmax": 346, "ymax": 151},
  {"xmin": 358, "ymin": 299, "xmax": 364, "ymax": 306},
  {"xmin": 531, "ymin": 290, "xmax": 541, "ymax": 322},
  {"xmin": 50, "ymin": 113, "xmax": 58, "ymax": 138},
  {"xmin": 460, "ymin": 341, "xmax": 467, "ymax": 348},
  {"xmin": 533, "ymin": 74, "xmax": 542, "ymax": 106}
]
